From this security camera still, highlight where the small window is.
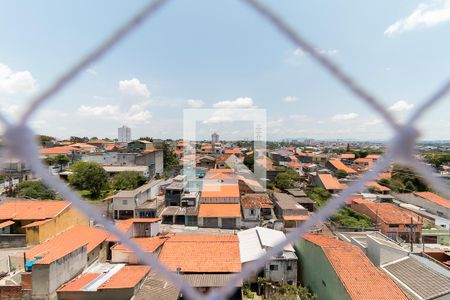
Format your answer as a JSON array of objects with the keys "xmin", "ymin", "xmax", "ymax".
[
  {"xmin": 322, "ymin": 280, "xmax": 326, "ymax": 287},
  {"xmin": 270, "ymin": 265, "xmax": 278, "ymax": 271},
  {"xmin": 250, "ymin": 209, "xmax": 255, "ymax": 215},
  {"xmin": 122, "ymin": 200, "xmax": 128, "ymax": 205},
  {"xmin": 287, "ymin": 265, "xmax": 292, "ymax": 271}
]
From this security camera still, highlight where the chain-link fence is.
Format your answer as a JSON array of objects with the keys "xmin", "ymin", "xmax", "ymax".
[{"xmin": 1, "ymin": 0, "xmax": 450, "ymax": 299}]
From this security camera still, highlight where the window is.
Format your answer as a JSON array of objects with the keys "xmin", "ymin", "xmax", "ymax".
[
  {"xmin": 322, "ymin": 280, "xmax": 326, "ymax": 287},
  {"xmin": 122, "ymin": 200, "xmax": 128, "ymax": 205},
  {"xmin": 287, "ymin": 265, "xmax": 292, "ymax": 271},
  {"xmin": 250, "ymin": 209, "xmax": 255, "ymax": 215},
  {"xmin": 270, "ymin": 265, "xmax": 278, "ymax": 271}
]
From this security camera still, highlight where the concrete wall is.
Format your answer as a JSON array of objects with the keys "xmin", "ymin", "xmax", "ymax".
[
  {"xmin": 242, "ymin": 208, "xmax": 260, "ymax": 221},
  {"xmin": 0, "ymin": 234, "xmax": 26, "ymax": 248},
  {"xmin": 295, "ymin": 239, "xmax": 351, "ymax": 300},
  {"xmin": 264, "ymin": 258, "xmax": 297, "ymax": 284},
  {"xmin": 32, "ymin": 246, "xmax": 87, "ymax": 300},
  {"xmin": 25, "ymin": 206, "xmax": 89, "ymax": 245},
  {"xmin": 198, "ymin": 217, "xmax": 241, "ymax": 229},
  {"xmin": 365, "ymin": 237, "xmax": 408, "ymax": 267}
]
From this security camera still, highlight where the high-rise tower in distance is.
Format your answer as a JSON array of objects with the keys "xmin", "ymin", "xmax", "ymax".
[{"xmin": 118, "ymin": 125, "xmax": 131, "ymax": 143}]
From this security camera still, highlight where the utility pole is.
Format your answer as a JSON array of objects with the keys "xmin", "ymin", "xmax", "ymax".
[{"xmin": 410, "ymin": 216, "xmax": 414, "ymax": 253}]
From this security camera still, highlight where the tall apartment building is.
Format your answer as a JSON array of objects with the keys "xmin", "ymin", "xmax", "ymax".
[
  {"xmin": 118, "ymin": 125, "xmax": 132, "ymax": 143},
  {"xmin": 211, "ymin": 132, "xmax": 219, "ymax": 144}
]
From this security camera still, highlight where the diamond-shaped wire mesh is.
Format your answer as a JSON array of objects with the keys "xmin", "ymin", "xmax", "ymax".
[{"xmin": 1, "ymin": 1, "xmax": 450, "ymax": 299}]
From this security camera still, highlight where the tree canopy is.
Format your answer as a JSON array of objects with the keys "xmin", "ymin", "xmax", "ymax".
[
  {"xmin": 378, "ymin": 165, "xmax": 429, "ymax": 193},
  {"xmin": 69, "ymin": 161, "xmax": 108, "ymax": 198},
  {"xmin": 110, "ymin": 171, "xmax": 147, "ymax": 191},
  {"xmin": 16, "ymin": 180, "xmax": 56, "ymax": 200}
]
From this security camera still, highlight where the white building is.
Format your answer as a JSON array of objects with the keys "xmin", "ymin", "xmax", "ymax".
[
  {"xmin": 118, "ymin": 125, "xmax": 132, "ymax": 143},
  {"xmin": 211, "ymin": 132, "xmax": 219, "ymax": 144}
]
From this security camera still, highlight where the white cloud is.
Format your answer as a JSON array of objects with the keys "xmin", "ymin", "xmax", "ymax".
[
  {"xmin": 364, "ymin": 118, "xmax": 383, "ymax": 126},
  {"xmin": 0, "ymin": 63, "xmax": 36, "ymax": 94},
  {"xmin": 388, "ymin": 100, "xmax": 414, "ymax": 112},
  {"xmin": 86, "ymin": 68, "xmax": 97, "ymax": 76},
  {"xmin": 331, "ymin": 113, "xmax": 359, "ymax": 121},
  {"xmin": 119, "ymin": 78, "xmax": 150, "ymax": 98},
  {"xmin": 283, "ymin": 96, "xmax": 298, "ymax": 102},
  {"xmin": 385, "ymin": 1, "xmax": 450, "ymax": 36},
  {"xmin": 293, "ymin": 48, "xmax": 339, "ymax": 57},
  {"xmin": 187, "ymin": 99, "xmax": 204, "ymax": 108},
  {"xmin": 213, "ymin": 97, "xmax": 255, "ymax": 109},
  {"xmin": 289, "ymin": 114, "xmax": 309, "ymax": 120},
  {"xmin": 77, "ymin": 103, "xmax": 152, "ymax": 124}
]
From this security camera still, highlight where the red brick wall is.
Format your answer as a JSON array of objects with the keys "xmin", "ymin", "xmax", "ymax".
[{"xmin": 0, "ymin": 286, "xmax": 22, "ymax": 300}]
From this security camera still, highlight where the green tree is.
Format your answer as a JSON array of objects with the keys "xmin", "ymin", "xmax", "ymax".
[
  {"xmin": 335, "ymin": 169, "xmax": 348, "ymax": 179},
  {"xmin": 307, "ymin": 187, "xmax": 331, "ymax": 207},
  {"xmin": 69, "ymin": 162, "xmax": 108, "ymax": 198},
  {"xmin": 16, "ymin": 181, "xmax": 56, "ymax": 200},
  {"xmin": 160, "ymin": 141, "xmax": 178, "ymax": 174},
  {"xmin": 138, "ymin": 137, "xmax": 153, "ymax": 142},
  {"xmin": 274, "ymin": 173, "xmax": 294, "ymax": 190},
  {"xmin": 243, "ymin": 154, "xmax": 254, "ymax": 172},
  {"xmin": 54, "ymin": 154, "xmax": 70, "ymax": 171},
  {"xmin": 37, "ymin": 135, "xmax": 55, "ymax": 146},
  {"xmin": 331, "ymin": 207, "xmax": 373, "ymax": 228},
  {"xmin": 110, "ymin": 171, "xmax": 147, "ymax": 190}
]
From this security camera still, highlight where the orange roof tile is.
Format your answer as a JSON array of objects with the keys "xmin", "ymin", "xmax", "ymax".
[
  {"xmin": 354, "ymin": 158, "xmax": 373, "ymax": 163},
  {"xmin": 287, "ymin": 161, "xmax": 302, "ymax": 169},
  {"xmin": 0, "ymin": 201, "xmax": 70, "ymax": 221},
  {"xmin": 26, "ymin": 225, "xmax": 109, "ymax": 264},
  {"xmin": 201, "ymin": 183, "xmax": 240, "ymax": 198},
  {"xmin": 283, "ymin": 215, "xmax": 309, "ymax": 221},
  {"xmin": 241, "ymin": 194, "xmax": 273, "ymax": 209},
  {"xmin": 354, "ymin": 199, "xmax": 422, "ymax": 225},
  {"xmin": 22, "ymin": 219, "xmax": 52, "ymax": 228},
  {"xmin": 198, "ymin": 204, "xmax": 241, "ymax": 217},
  {"xmin": 0, "ymin": 220, "xmax": 14, "ymax": 229},
  {"xmin": 340, "ymin": 153, "xmax": 356, "ymax": 159},
  {"xmin": 58, "ymin": 273, "xmax": 101, "ymax": 292},
  {"xmin": 108, "ymin": 218, "xmax": 161, "ymax": 242},
  {"xmin": 327, "ymin": 159, "xmax": 357, "ymax": 174},
  {"xmin": 70, "ymin": 143, "xmax": 97, "ymax": 149},
  {"xmin": 41, "ymin": 146, "xmax": 78, "ymax": 155},
  {"xmin": 303, "ymin": 234, "xmax": 408, "ymax": 300},
  {"xmin": 317, "ymin": 174, "xmax": 346, "ymax": 190},
  {"xmin": 99, "ymin": 266, "xmax": 150, "ymax": 289},
  {"xmin": 414, "ymin": 192, "xmax": 450, "ymax": 209},
  {"xmin": 111, "ymin": 237, "xmax": 167, "ymax": 253},
  {"xmin": 159, "ymin": 235, "xmax": 241, "ymax": 273},
  {"xmin": 366, "ymin": 181, "xmax": 391, "ymax": 192},
  {"xmin": 377, "ymin": 172, "xmax": 392, "ymax": 180},
  {"xmin": 366, "ymin": 154, "xmax": 381, "ymax": 159},
  {"xmin": 224, "ymin": 148, "xmax": 241, "ymax": 155}
]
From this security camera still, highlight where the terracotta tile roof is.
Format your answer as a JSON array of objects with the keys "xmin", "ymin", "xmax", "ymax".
[
  {"xmin": 205, "ymin": 172, "xmax": 234, "ymax": 180},
  {"xmin": 0, "ymin": 220, "xmax": 14, "ymax": 229},
  {"xmin": 283, "ymin": 215, "xmax": 309, "ymax": 221},
  {"xmin": 40, "ymin": 146, "xmax": 78, "ymax": 155},
  {"xmin": 377, "ymin": 172, "xmax": 392, "ymax": 180},
  {"xmin": 111, "ymin": 237, "xmax": 167, "ymax": 253},
  {"xmin": 224, "ymin": 148, "xmax": 241, "ymax": 155},
  {"xmin": 289, "ymin": 155, "xmax": 298, "ymax": 161},
  {"xmin": 26, "ymin": 225, "xmax": 109, "ymax": 264},
  {"xmin": 414, "ymin": 192, "xmax": 450, "ymax": 209},
  {"xmin": 22, "ymin": 219, "xmax": 52, "ymax": 228},
  {"xmin": 207, "ymin": 168, "xmax": 235, "ymax": 173},
  {"xmin": 287, "ymin": 161, "xmax": 302, "ymax": 169},
  {"xmin": 303, "ymin": 234, "xmax": 408, "ymax": 300},
  {"xmin": 366, "ymin": 181, "xmax": 391, "ymax": 192},
  {"xmin": 354, "ymin": 158, "xmax": 373, "ymax": 163},
  {"xmin": 159, "ymin": 235, "xmax": 241, "ymax": 273},
  {"xmin": 340, "ymin": 153, "xmax": 356, "ymax": 159},
  {"xmin": 241, "ymin": 194, "xmax": 273, "ymax": 209},
  {"xmin": 317, "ymin": 174, "xmax": 346, "ymax": 190},
  {"xmin": 0, "ymin": 200, "xmax": 70, "ymax": 221},
  {"xmin": 366, "ymin": 154, "xmax": 381, "ymax": 159},
  {"xmin": 327, "ymin": 159, "xmax": 357, "ymax": 174},
  {"xmin": 99, "ymin": 266, "xmax": 150, "ymax": 289},
  {"xmin": 198, "ymin": 204, "xmax": 241, "ymax": 217},
  {"xmin": 58, "ymin": 273, "xmax": 101, "ymax": 292},
  {"xmin": 70, "ymin": 143, "xmax": 97, "ymax": 149},
  {"xmin": 354, "ymin": 199, "xmax": 422, "ymax": 225},
  {"xmin": 201, "ymin": 183, "xmax": 240, "ymax": 198}
]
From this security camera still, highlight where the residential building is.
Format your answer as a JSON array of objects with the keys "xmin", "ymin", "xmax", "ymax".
[
  {"xmin": 198, "ymin": 204, "xmax": 241, "ymax": 229},
  {"xmin": 164, "ymin": 176, "xmax": 187, "ymax": 206},
  {"xmin": 133, "ymin": 271, "xmax": 180, "ymax": 300},
  {"xmin": 312, "ymin": 173, "xmax": 347, "ymax": 194},
  {"xmin": 296, "ymin": 234, "xmax": 408, "ymax": 300},
  {"xmin": 396, "ymin": 192, "xmax": 450, "ymax": 219},
  {"xmin": 272, "ymin": 192, "xmax": 309, "ymax": 228},
  {"xmin": 103, "ymin": 165, "xmax": 150, "ymax": 178},
  {"xmin": 0, "ymin": 200, "xmax": 89, "ymax": 246},
  {"xmin": 211, "ymin": 132, "xmax": 219, "ymax": 144},
  {"xmin": 238, "ymin": 227, "xmax": 297, "ymax": 284},
  {"xmin": 25, "ymin": 225, "xmax": 109, "ymax": 300},
  {"xmin": 118, "ymin": 125, "xmax": 131, "ymax": 143},
  {"xmin": 112, "ymin": 180, "xmax": 163, "ymax": 219},
  {"xmin": 285, "ymin": 189, "xmax": 315, "ymax": 212},
  {"xmin": 57, "ymin": 264, "xmax": 149, "ymax": 300},
  {"xmin": 158, "ymin": 235, "xmax": 242, "ymax": 297},
  {"xmin": 108, "ymin": 218, "xmax": 161, "ymax": 243},
  {"xmin": 326, "ymin": 159, "xmax": 357, "ymax": 175},
  {"xmin": 350, "ymin": 198, "xmax": 423, "ymax": 242},
  {"xmin": 111, "ymin": 236, "xmax": 168, "ymax": 264},
  {"xmin": 127, "ymin": 140, "xmax": 154, "ymax": 152},
  {"xmin": 240, "ymin": 194, "xmax": 273, "ymax": 227}
]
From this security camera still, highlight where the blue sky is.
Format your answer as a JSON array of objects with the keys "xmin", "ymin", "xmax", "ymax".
[{"xmin": 1, "ymin": 0, "xmax": 450, "ymax": 141}]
